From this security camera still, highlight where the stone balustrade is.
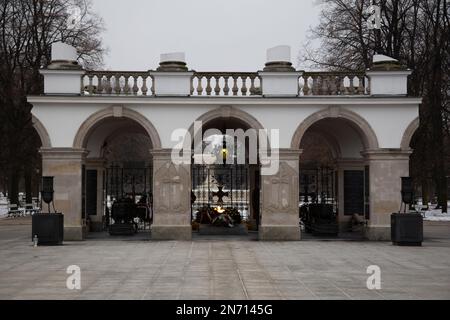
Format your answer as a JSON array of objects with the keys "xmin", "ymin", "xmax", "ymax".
[
  {"xmin": 82, "ymin": 71, "xmax": 154, "ymax": 96},
  {"xmin": 81, "ymin": 70, "xmax": 371, "ymax": 97},
  {"xmin": 300, "ymin": 72, "xmax": 370, "ymax": 96},
  {"xmin": 191, "ymin": 72, "xmax": 261, "ymax": 96}
]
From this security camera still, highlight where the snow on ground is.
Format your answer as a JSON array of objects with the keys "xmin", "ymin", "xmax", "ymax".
[
  {"xmin": 0, "ymin": 205, "xmax": 7, "ymax": 218},
  {"xmin": 0, "ymin": 195, "xmax": 8, "ymax": 218},
  {"xmin": 423, "ymin": 209, "xmax": 450, "ymax": 221}
]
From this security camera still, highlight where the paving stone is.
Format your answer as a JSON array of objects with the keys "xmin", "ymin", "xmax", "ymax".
[{"xmin": 1, "ymin": 222, "xmax": 450, "ymax": 300}]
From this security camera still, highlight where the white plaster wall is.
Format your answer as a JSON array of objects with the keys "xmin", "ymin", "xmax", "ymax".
[
  {"xmin": 347, "ymin": 105, "xmax": 418, "ymax": 149},
  {"xmin": 30, "ymin": 98, "xmax": 419, "ymax": 151},
  {"xmin": 132, "ymin": 104, "xmax": 217, "ymax": 148},
  {"xmin": 32, "ymin": 103, "xmax": 106, "ymax": 147}
]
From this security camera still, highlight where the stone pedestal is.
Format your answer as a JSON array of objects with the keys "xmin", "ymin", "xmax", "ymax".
[
  {"xmin": 259, "ymin": 149, "xmax": 301, "ymax": 241},
  {"xmin": 258, "ymin": 71, "xmax": 303, "ymax": 97},
  {"xmin": 40, "ymin": 42, "xmax": 84, "ymax": 95},
  {"xmin": 40, "ymin": 148, "xmax": 88, "ymax": 241},
  {"xmin": 150, "ymin": 71, "xmax": 194, "ymax": 96},
  {"xmin": 151, "ymin": 149, "xmax": 192, "ymax": 240},
  {"xmin": 366, "ymin": 70, "xmax": 412, "ymax": 96},
  {"xmin": 367, "ymin": 54, "xmax": 412, "ymax": 96},
  {"xmin": 150, "ymin": 53, "xmax": 193, "ymax": 96},
  {"xmin": 363, "ymin": 149, "xmax": 411, "ymax": 240}
]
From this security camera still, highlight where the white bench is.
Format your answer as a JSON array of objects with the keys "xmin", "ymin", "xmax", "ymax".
[
  {"xmin": 24, "ymin": 203, "xmax": 40, "ymax": 215},
  {"xmin": 7, "ymin": 204, "xmax": 24, "ymax": 218}
]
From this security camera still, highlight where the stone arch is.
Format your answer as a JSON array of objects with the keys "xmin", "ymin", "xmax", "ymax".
[
  {"xmin": 290, "ymin": 106, "xmax": 379, "ymax": 150},
  {"xmin": 401, "ymin": 117, "xmax": 419, "ymax": 150},
  {"xmin": 187, "ymin": 105, "xmax": 269, "ymax": 149},
  {"xmin": 32, "ymin": 114, "xmax": 51, "ymax": 148},
  {"xmin": 73, "ymin": 106, "xmax": 162, "ymax": 149},
  {"xmin": 189, "ymin": 105, "xmax": 265, "ymax": 133}
]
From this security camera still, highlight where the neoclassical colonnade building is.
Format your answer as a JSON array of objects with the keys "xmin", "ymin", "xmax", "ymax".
[{"xmin": 29, "ymin": 43, "xmax": 420, "ymax": 241}]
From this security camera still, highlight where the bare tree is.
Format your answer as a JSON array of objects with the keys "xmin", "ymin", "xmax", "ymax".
[
  {"xmin": 300, "ymin": 0, "xmax": 450, "ymax": 211},
  {"xmin": 0, "ymin": 0, "xmax": 105, "ymax": 204}
]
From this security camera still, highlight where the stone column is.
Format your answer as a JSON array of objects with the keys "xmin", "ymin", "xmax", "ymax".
[
  {"xmin": 40, "ymin": 148, "xmax": 88, "ymax": 241},
  {"xmin": 150, "ymin": 149, "xmax": 191, "ymax": 240},
  {"xmin": 363, "ymin": 149, "xmax": 411, "ymax": 240},
  {"xmin": 259, "ymin": 149, "xmax": 301, "ymax": 240},
  {"xmin": 85, "ymin": 158, "xmax": 105, "ymax": 232}
]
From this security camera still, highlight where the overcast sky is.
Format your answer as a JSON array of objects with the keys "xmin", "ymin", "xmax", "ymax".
[{"xmin": 91, "ymin": 0, "xmax": 321, "ymax": 71}]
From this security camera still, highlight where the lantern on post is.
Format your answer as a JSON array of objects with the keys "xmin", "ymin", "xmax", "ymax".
[
  {"xmin": 41, "ymin": 176, "xmax": 55, "ymax": 213},
  {"xmin": 33, "ymin": 176, "xmax": 64, "ymax": 245},
  {"xmin": 391, "ymin": 176, "xmax": 423, "ymax": 246},
  {"xmin": 400, "ymin": 177, "xmax": 414, "ymax": 212}
]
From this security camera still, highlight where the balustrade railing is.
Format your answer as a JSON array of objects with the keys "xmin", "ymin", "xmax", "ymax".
[
  {"xmin": 299, "ymin": 72, "xmax": 370, "ymax": 96},
  {"xmin": 81, "ymin": 70, "xmax": 369, "ymax": 96},
  {"xmin": 191, "ymin": 72, "xmax": 261, "ymax": 96},
  {"xmin": 81, "ymin": 71, "xmax": 154, "ymax": 96}
]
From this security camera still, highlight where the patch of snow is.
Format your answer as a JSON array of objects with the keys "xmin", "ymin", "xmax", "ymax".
[
  {"xmin": 422, "ymin": 208, "xmax": 450, "ymax": 221},
  {"xmin": 0, "ymin": 205, "xmax": 7, "ymax": 218},
  {"xmin": 373, "ymin": 54, "xmax": 398, "ymax": 63}
]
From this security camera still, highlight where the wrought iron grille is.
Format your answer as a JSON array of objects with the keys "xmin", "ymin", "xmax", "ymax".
[
  {"xmin": 105, "ymin": 164, "xmax": 153, "ymax": 200},
  {"xmin": 299, "ymin": 166, "xmax": 337, "ymax": 210},
  {"xmin": 191, "ymin": 164, "xmax": 250, "ymax": 219},
  {"xmin": 104, "ymin": 164, "xmax": 153, "ymax": 230}
]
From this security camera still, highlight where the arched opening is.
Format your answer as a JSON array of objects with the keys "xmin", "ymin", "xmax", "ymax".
[
  {"xmin": 190, "ymin": 111, "xmax": 262, "ymax": 237},
  {"xmin": 80, "ymin": 115, "xmax": 157, "ymax": 236},
  {"xmin": 296, "ymin": 116, "xmax": 372, "ymax": 239}
]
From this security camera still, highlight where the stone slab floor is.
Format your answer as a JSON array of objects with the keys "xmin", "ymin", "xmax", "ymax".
[{"xmin": 0, "ymin": 218, "xmax": 449, "ymax": 300}]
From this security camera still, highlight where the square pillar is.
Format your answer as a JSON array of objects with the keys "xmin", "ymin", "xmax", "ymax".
[
  {"xmin": 40, "ymin": 148, "xmax": 88, "ymax": 241},
  {"xmin": 363, "ymin": 149, "xmax": 412, "ymax": 240},
  {"xmin": 150, "ymin": 149, "xmax": 192, "ymax": 240},
  {"xmin": 259, "ymin": 149, "xmax": 301, "ymax": 241}
]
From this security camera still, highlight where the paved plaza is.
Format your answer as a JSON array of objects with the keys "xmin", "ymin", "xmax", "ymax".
[{"xmin": 0, "ymin": 218, "xmax": 449, "ymax": 300}]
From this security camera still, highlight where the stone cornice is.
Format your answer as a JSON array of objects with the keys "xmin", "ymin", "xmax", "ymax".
[
  {"xmin": 27, "ymin": 95, "xmax": 422, "ymax": 106},
  {"xmin": 40, "ymin": 147, "xmax": 89, "ymax": 160},
  {"xmin": 362, "ymin": 149, "xmax": 412, "ymax": 160},
  {"xmin": 150, "ymin": 148, "xmax": 175, "ymax": 160},
  {"xmin": 85, "ymin": 158, "xmax": 106, "ymax": 167},
  {"xmin": 260, "ymin": 148, "xmax": 303, "ymax": 161}
]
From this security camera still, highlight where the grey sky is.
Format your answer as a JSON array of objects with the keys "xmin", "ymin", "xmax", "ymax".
[{"xmin": 91, "ymin": 0, "xmax": 321, "ymax": 71}]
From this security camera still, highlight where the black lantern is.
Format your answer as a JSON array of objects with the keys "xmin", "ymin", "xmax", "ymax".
[
  {"xmin": 41, "ymin": 176, "xmax": 54, "ymax": 213},
  {"xmin": 401, "ymin": 177, "xmax": 414, "ymax": 206},
  {"xmin": 32, "ymin": 176, "xmax": 64, "ymax": 245}
]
